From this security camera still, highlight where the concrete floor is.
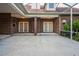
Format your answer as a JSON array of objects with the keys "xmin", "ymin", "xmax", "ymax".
[
  {"xmin": 0, "ymin": 35, "xmax": 11, "ymax": 39},
  {"xmin": 0, "ymin": 35, "xmax": 79, "ymax": 56}
]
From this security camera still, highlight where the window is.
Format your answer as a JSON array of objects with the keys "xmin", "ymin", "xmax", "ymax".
[
  {"xmin": 45, "ymin": 3, "xmax": 56, "ymax": 11},
  {"xmin": 49, "ymin": 3, "xmax": 54, "ymax": 8}
]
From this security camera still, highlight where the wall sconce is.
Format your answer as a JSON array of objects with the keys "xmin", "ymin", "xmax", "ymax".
[
  {"xmin": 21, "ymin": 17, "xmax": 26, "ymax": 19},
  {"xmin": 62, "ymin": 19, "xmax": 66, "ymax": 24}
]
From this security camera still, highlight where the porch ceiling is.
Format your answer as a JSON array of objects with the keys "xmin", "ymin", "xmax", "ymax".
[
  {"xmin": 0, "ymin": 3, "xmax": 17, "ymax": 13},
  {"xmin": 0, "ymin": 3, "xmax": 25, "ymax": 18}
]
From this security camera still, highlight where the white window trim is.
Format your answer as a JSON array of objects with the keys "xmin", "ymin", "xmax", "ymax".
[{"xmin": 46, "ymin": 3, "xmax": 56, "ymax": 11}]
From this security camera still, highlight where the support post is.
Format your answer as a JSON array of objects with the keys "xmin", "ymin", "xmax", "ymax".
[
  {"xmin": 34, "ymin": 17, "xmax": 37, "ymax": 35},
  {"xmin": 70, "ymin": 8, "xmax": 73, "ymax": 39},
  {"xmin": 59, "ymin": 16, "xmax": 61, "ymax": 34}
]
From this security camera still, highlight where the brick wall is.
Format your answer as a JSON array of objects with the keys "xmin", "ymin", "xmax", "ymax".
[
  {"xmin": 0, "ymin": 13, "xmax": 11, "ymax": 34},
  {"xmin": 60, "ymin": 15, "xmax": 79, "ymax": 31}
]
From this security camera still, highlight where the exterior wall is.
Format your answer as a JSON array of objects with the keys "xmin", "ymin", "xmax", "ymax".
[
  {"xmin": 1, "ymin": 13, "xmax": 79, "ymax": 34},
  {"xmin": 36, "ymin": 17, "xmax": 59, "ymax": 33},
  {"xmin": 18, "ymin": 18, "xmax": 34, "ymax": 33},
  {"xmin": 53, "ymin": 18, "xmax": 59, "ymax": 33},
  {"xmin": 10, "ymin": 15, "xmax": 79, "ymax": 34},
  {"xmin": 60, "ymin": 15, "xmax": 70, "ymax": 31},
  {"xmin": 37, "ymin": 18, "xmax": 42, "ymax": 33},
  {"xmin": 60, "ymin": 15, "xmax": 79, "ymax": 31},
  {"xmin": 31, "ymin": 3, "xmax": 40, "ymax": 9},
  {"xmin": 0, "ymin": 13, "xmax": 59, "ymax": 34},
  {"xmin": 10, "ymin": 17, "xmax": 18, "ymax": 34},
  {"xmin": 0, "ymin": 13, "xmax": 11, "ymax": 34},
  {"xmin": 18, "ymin": 17, "xmax": 55, "ymax": 33},
  {"xmin": 37, "ymin": 15, "xmax": 79, "ymax": 34},
  {"xmin": 29, "ymin": 18, "xmax": 34, "ymax": 32}
]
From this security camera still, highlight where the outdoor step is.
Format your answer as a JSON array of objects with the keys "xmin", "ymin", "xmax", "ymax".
[
  {"xmin": 12, "ymin": 33, "xmax": 34, "ymax": 36},
  {"xmin": 12, "ymin": 33, "xmax": 58, "ymax": 36},
  {"xmin": 37, "ymin": 33, "xmax": 59, "ymax": 36}
]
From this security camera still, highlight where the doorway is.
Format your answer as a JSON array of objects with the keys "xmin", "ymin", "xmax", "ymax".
[
  {"xmin": 18, "ymin": 22, "xmax": 29, "ymax": 32},
  {"xmin": 43, "ymin": 22, "xmax": 53, "ymax": 32}
]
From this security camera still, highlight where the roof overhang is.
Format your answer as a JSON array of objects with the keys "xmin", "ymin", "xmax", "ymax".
[
  {"xmin": 9, "ymin": 3, "xmax": 79, "ymax": 18},
  {"xmin": 25, "ymin": 14, "xmax": 59, "ymax": 18},
  {"xmin": 25, "ymin": 12, "xmax": 79, "ymax": 15}
]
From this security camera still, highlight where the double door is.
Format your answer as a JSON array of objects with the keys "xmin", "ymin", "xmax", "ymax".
[
  {"xmin": 19, "ymin": 22, "xmax": 29, "ymax": 32},
  {"xmin": 43, "ymin": 22, "xmax": 53, "ymax": 32}
]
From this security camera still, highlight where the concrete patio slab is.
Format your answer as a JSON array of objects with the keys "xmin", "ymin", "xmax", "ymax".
[
  {"xmin": 12, "ymin": 33, "xmax": 34, "ymax": 36},
  {"xmin": 0, "ymin": 35, "xmax": 79, "ymax": 56},
  {"xmin": 0, "ymin": 35, "xmax": 11, "ymax": 39}
]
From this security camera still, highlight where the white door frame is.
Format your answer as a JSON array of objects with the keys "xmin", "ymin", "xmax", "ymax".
[
  {"xmin": 24, "ymin": 22, "xmax": 29, "ymax": 32},
  {"xmin": 18, "ymin": 22, "xmax": 29, "ymax": 32},
  {"xmin": 19, "ymin": 22, "xmax": 23, "ymax": 32},
  {"xmin": 43, "ymin": 22, "xmax": 53, "ymax": 32}
]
